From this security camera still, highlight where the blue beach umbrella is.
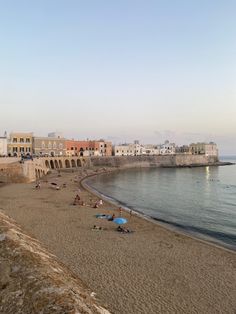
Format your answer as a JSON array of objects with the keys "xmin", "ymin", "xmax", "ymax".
[{"xmin": 113, "ymin": 217, "xmax": 127, "ymax": 225}]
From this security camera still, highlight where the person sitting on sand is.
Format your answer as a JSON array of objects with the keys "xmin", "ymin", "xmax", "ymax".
[
  {"xmin": 93, "ymin": 201, "xmax": 99, "ymax": 208},
  {"xmin": 117, "ymin": 226, "xmax": 124, "ymax": 232},
  {"xmin": 92, "ymin": 225, "xmax": 102, "ymax": 230},
  {"xmin": 99, "ymin": 199, "xmax": 103, "ymax": 206}
]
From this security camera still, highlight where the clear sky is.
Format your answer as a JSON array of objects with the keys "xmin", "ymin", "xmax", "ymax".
[{"xmin": 0, "ymin": 0, "xmax": 235, "ymax": 154}]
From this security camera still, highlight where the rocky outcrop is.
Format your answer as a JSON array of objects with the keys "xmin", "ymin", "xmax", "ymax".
[{"xmin": 0, "ymin": 211, "xmax": 111, "ymax": 314}]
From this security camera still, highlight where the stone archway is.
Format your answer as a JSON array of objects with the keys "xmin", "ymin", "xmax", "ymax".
[
  {"xmin": 45, "ymin": 160, "xmax": 50, "ymax": 168},
  {"xmin": 54, "ymin": 160, "xmax": 59, "ymax": 169},
  {"xmin": 59, "ymin": 160, "xmax": 63, "ymax": 168},
  {"xmin": 50, "ymin": 160, "xmax": 55, "ymax": 169},
  {"xmin": 38, "ymin": 169, "xmax": 41, "ymax": 178},
  {"xmin": 65, "ymin": 159, "xmax": 70, "ymax": 168},
  {"xmin": 77, "ymin": 159, "xmax": 82, "ymax": 167},
  {"xmin": 35, "ymin": 169, "xmax": 38, "ymax": 179},
  {"xmin": 71, "ymin": 159, "xmax": 76, "ymax": 168}
]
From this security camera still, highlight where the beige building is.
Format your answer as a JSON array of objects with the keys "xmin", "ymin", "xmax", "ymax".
[
  {"xmin": 8, "ymin": 132, "xmax": 33, "ymax": 157},
  {"xmin": 33, "ymin": 135, "xmax": 66, "ymax": 157},
  {"xmin": 0, "ymin": 134, "xmax": 7, "ymax": 156},
  {"xmin": 114, "ymin": 142, "xmax": 143, "ymax": 156},
  {"xmin": 189, "ymin": 142, "xmax": 218, "ymax": 156}
]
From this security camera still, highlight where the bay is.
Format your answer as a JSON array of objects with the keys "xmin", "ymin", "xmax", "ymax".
[{"xmin": 85, "ymin": 156, "xmax": 236, "ymax": 250}]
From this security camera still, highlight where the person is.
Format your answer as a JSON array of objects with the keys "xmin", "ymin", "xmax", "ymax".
[
  {"xmin": 99, "ymin": 199, "xmax": 103, "ymax": 206},
  {"xmin": 117, "ymin": 225, "xmax": 124, "ymax": 232},
  {"xmin": 118, "ymin": 207, "xmax": 122, "ymax": 217},
  {"xmin": 35, "ymin": 181, "xmax": 41, "ymax": 189},
  {"xmin": 93, "ymin": 201, "xmax": 99, "ymax": 208},
  {"xmin": 130, "ymin": 209, "xmax": 133, "ymax": 217},
  {"xmin": 108, "ymin": 214, "xmax": 115, "ymax": 221},
  {"xmin": 92, "ymin": 225, "xmax": 102, "ymax": 230}
]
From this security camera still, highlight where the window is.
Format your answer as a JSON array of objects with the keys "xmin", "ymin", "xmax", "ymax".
[
  {"xmin": 71, "ymin": 147, "xmax": 74, "ymax": 150},
  {"xmin": 20, "ymin": 147, "xmax": 24, "ymax": 152},
  {"xmin": 13, "ymin": 138, "xmax": 17, "ymax": 143},
  {"xmin": 13, "ymin": 147, "xmax": 18, "ymax": 152},
  {"xmin": 53, "ymin": 142, "xmax": 57, "ymax": 149},
  {"xmin": 20, "ymin": 138, "xmax": 24, "ymax": 143},
  {"xmin": 59, "ymin": 143, "xmax": 63, "ymax": 149},
  {"xmin": 42, "ymin": 142, "xmax": 45, "ymax": 148},
  {"xmin": 26, "ymin": 138, "xmax": 30, "ymax": 143},
  {"xmin": 26, "ymin": 147, "xmax": 31, "ymax": 152},
  {"xmin": 48, "ymin": 142, "xmax": 52, "ymax": 149}
]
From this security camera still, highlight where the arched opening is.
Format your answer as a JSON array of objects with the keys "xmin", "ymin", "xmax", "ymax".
[
  {"xmin": 71, "ymin": 159, "xmax": 76, "ymax": 168},
  {"xmin": 79, "ymin": 148, "xmax": 84, "ymax": 156},
  {"xmin": 54, "ymin": 160, "xmax": 59, "ymax": 168},
  {"xmin": 77, "ymin": 159, "xmax": 82, "ymax": 167},
  {"xmin": 45, "ymin": 160, "xmax": 50, "ymax": 168},
  {"xmin": 59, "ymin": 160, "xmax": 63, "ymax": 168},
  {"xmin": 35, "ymin": 169, "xmax": 38, "ymax": 179},
  {"xmin": 65, "ymin": 159, "xmax": 70, "ymax": 168},
  {"xmin": 50, "ymin": 160, "xmax": 55, "ymax": 169},
  {"xmin": 38, "ymin": 169, "xmax": 41, "ymax": 178}
]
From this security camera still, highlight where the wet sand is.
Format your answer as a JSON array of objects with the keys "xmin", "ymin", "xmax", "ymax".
[{"xmin": 0, "ymin": 169, "xmax": 236, "ymax": 314}]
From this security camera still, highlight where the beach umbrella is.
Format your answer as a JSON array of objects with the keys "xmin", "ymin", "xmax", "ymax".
[{"xmin": 113, "ymin": 217, "xmax": 127, "ymax": 225}]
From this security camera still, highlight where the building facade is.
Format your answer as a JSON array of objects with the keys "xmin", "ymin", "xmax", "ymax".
[
  {"xmin": 8, "ymin": 132, "xmax": 33, "ymax": 157},
  {"xmin": 66, "ymin": 140, "xmax": 112, "ymax": 157},
  {"xmin": 114, "ymin": 143, "xmax": 143, "ymax": 156},
  {"xmin": 33, "ymin": 136, "xmax": 66, "ymax": 156},
  {"xmin": 159, "ymin": 140, "xmax": 176, "ymax": 155},
  {"xmin": 189, "ymin": 142, "xmax": 218, "ymax": 156}
]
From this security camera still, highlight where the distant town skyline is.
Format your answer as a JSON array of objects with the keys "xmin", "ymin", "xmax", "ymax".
[{"xmin": 0, "ymin": 1, "xmax": 235, "ymax": 154}]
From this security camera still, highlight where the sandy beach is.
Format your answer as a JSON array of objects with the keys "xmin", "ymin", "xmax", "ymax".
[{"xmin": 0, "ymin": 168, "xmax": 236, "ymax": 314}]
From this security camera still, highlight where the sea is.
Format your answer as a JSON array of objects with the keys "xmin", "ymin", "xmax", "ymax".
[{"xmin": 84, "ymin": 156, "xmax": 236, "ymax": 250}]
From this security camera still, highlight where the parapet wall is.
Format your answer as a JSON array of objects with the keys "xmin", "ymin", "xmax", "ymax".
[{"xmin": 90, "ymin": 154, "xmax": 219, "ymax": 168}]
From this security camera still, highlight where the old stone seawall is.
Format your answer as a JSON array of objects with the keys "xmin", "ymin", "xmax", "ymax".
[
  {"xmin": 0, "ymin": 155, "xmax": 220, "ymax": 183},
  {"xmin": 90, "ymin": 154, "xmax": 219, "ymax": 168}
]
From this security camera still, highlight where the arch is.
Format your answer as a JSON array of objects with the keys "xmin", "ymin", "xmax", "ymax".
[
  {"xmin": 71, "ymin": 159, "xmax": 76, "ymax": 168},
  {"xmin": 45, "ymin": 160, "xmax": 50, "ymax": 168},
  {"xmin": 77, "ymin": 159, "xmax": 82, "ymax": 167},
  {"xmin": 65, "ymin": 159, "xmax": 71, "ymax": 168},
  {"xmin": 54, "ymin": 160, "xmax": 59, "ymax": 169},
  {"xmin": 50, "ymin": 160, "xmax": 55, "ymax": 169},
  {"xmin": 35, "ymin": 169, "xmax": 38, "ymax": 179},
  {"xmin": 59, "ymin": 160, "xmax": 63, "ymax": 168},
  {"xmin": 38, "ymin": 169, "xmax": 41, "ymax": 178}
]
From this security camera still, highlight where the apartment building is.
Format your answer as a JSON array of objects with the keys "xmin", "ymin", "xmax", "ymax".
[
  {"xmin": 66, "ymin": 140, "xmax": 112, "ymax": 157},
  {"xmin": 33, "ymin": 133, "xmax": 66, "ymax": 156},
  {"xmin": 8, "ymin": 132, "xmax": 33, "ymax": 157},
  {"xmin": 189, "ymin": 142, "xmax": 218, "ymax": 156}
]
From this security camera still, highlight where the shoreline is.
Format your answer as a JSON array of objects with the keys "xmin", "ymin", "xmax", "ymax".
[
  {"xmin": 81, "ymin": 169, "xmax": 236, "ymax": 253},
  {"xmin": 0, "ymin": 168, "xmax": 236, "ymax": 313}
]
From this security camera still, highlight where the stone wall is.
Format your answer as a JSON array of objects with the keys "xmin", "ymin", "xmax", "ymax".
[
  {"xmin": 0, "ymin": 155, "xmax": 219, "ymax": 183},
  {"xmin": 90, "ymin": 154, "xmax": 219, "ymax": 169}
]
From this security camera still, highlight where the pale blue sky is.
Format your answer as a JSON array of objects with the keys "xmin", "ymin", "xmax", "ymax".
[{"xmin": 0, "ymin": 0, "xmax": 236, "ymax": 154}]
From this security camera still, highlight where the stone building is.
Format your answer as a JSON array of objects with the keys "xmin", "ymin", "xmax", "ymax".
[
  {"xmin": 66, "ymin": 140, "xmax": 112, "ymax": 157},
  {"xmin": 189, "ymin": 142, "xmax": 218, "ymax": 156},
  {"xmin": 114, "ymin": 142, "xmax": 143, "ymax": 156},
  {"xmin": 159, "ymin": 140, "xmax": 176, "ymax": 155},
  {"xmin": 33, "ymin": 134, "xmax": 66, "ymax": 157},
  {"xmin": 8, "ymin": 132, "xmax": 33, "ymax": 157}
]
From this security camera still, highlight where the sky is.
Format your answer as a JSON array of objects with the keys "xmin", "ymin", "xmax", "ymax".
[{"xmin": 0, "ymin": 0, "xmax": 236, "ymax": 154}]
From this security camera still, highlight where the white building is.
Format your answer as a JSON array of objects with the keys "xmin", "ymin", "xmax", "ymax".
[
  {"xmin": 142, "ymin": 144, "xmax": 160, "ymax": 155},
  {"xmin": 0, "ymin": 136, "xmax": 7, "ymax": 156},
  {"xmin": 189, "ymin": 142, "xmax": 218, "ymax": 156},
  {"xmin": 114, "ymin": 142, "xmax": 143, "ymax": 156},
  {"xmin": 159, "ymin": 140, "xmax": 176, "ymax": 155}
]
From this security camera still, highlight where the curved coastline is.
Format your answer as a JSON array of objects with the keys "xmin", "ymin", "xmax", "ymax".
[{"xmin": 81, "ymin": 168, "xmax": 236, "ymax": 253}]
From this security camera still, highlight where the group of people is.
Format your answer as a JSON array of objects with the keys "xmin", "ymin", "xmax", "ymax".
[{"xmin": 73, "ymin": 194, "xmax": 85, "ymax": 206}]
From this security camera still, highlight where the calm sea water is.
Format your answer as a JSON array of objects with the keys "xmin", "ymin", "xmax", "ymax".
[{"xmin": 85, "ymin": 156, "xmax": 236, "ymax": 250}]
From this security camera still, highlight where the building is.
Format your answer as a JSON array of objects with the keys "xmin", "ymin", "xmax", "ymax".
[
  {"xmin": 175, "ymin": 145, "xmax": 190, "ymax": 154},
  {"xmin": 66, "ymin": 140, "xmax": 112, "ymax": 157},
  {"xmin": 142, "ymin": 144, "xmax": 160, "ymax": 155},
  {"xmin": 33, "ymin": 135, "xmax": 66, "ymax": 157},
  {"xmin": 114, "ymin": 142, "xmax": 143, "ymax": 156},
  {"xmin": 0, "ymin": 132, "xmax": 7, "ymax": 156},
  {"xmin": 159, "ymin": 140, "xmax": 176, "ymax": 155},
  {"xmin": 8, "ymin": 132, "xmax": 33, "ymax": 157},
  {"xmin": 189, "ymin": 142, "xmax": 218, "ymax": 156}
]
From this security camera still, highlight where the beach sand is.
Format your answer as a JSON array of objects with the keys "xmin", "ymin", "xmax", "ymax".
[{"xmin": 0, "ymin": 169, "xmax": 235, "ymax": 314}]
